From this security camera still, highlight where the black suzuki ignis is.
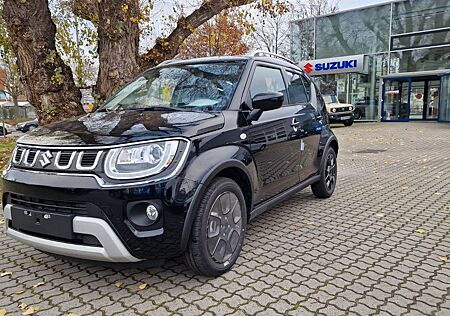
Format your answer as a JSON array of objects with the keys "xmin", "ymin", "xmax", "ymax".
[{"xmin": 3, "ymin": 52, "xmax": 338, "ymax": 276}]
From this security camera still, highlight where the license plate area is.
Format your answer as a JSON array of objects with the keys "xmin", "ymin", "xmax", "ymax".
[
  {"xmin": 11, "ymin": 206, "xmax": 75, "ymax": 240},
  {"xmin": 340, "ymin": 116, "xmax": 351, "ymax": 120}
]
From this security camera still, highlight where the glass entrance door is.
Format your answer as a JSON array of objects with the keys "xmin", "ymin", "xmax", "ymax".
[
  {"xmin": 409, "ymin": 81, "xmax": 425, "ymax": 120},
  {"xmin": 382, "ymin": 79, "xmax": 410, "ymax": 121},
  {"xmin": 427, "ymin": 80, "xmax": 440, "ymax": 120}
]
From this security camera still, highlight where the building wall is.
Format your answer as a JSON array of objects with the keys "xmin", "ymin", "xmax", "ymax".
[{"xmin": 290, "ymin": 0, "xmax": 450, "ymax": 121}]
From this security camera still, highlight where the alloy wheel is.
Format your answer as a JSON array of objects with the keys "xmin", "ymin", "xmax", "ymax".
[
  {"xmin": 207, "ymin": 191, "xmax": 242, "ymax": 263},
  {"xmin": 325, "ymin": 154, "xmax": 337, "ymax": 191}
]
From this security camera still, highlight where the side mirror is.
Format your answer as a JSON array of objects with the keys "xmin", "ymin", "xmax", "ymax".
[{"xmin": 252, "ymin": 92, "xmax": 284, "ymax": 111}]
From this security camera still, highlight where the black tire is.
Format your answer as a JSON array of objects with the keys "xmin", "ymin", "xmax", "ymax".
[
  {"xmin": 184, "ymin": 177, "xmax": 247, "ymax": 276},
  {"xmin": 311, "ymin": 147, "xmax": 337, "ymax": 198},
  {"xmin": 344, "ymin": 119, "xmax": 354, "ymax": 127}
]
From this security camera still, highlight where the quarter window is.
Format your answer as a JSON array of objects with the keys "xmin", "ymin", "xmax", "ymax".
[
  {"xmin": 286, "ymin": 71, "xmax": 308, "ymax": 104},
  {"xmin": 249, "ymin": 66, "xmax": 287, "ymax": 104},
  {"xmin": 301, "ymin": 75, "xmax": 312, "ymax": 100}
]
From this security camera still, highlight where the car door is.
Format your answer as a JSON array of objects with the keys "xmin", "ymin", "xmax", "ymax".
[
  {"xmin": 244, "ymin": 64, "xmax": 304, "ymax": 204},
  {"xmin": 291, "ymin": 73, "xmax": 322, "ymax": 181}
]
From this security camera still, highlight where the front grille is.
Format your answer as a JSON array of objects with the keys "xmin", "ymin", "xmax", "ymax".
[
  {"xmin": 26, "ymin": 149, "xmax": 38, "ymax": 164},
  {"xmin": 10, "ymin": 193, "xmax": 88, "ymax": 215},
  {"xmin": 11, "ymin": 146, "xmax": 103, "ymax": 172},
  {"xmin": 336, "ymin": 107, "xmax": 351, "ymax": 113},
  {"xmin": 80, "ymin": 152, "xmax": 98, "ymax": 167},
  {"xmin": 58, "ymin": 151, "xmax": 73, "ymax": 166}
]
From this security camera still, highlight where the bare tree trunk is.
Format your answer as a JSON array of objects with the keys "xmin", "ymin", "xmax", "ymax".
[
  {"xmin": 3, "ymin": 0, "xmax": 84, "ymax": 125},
  {"xmin": 96, "ymin": 0, "xmax": 140, "ymax": 101}
]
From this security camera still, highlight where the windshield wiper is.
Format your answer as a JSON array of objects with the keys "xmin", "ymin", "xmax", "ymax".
[{"xmin": 132, "ymin": 106, "xmax": 185, "ymax": 112}]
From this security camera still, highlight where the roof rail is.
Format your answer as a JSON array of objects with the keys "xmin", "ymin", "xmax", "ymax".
[
  {"xmin": 158, "ymin": 59, "xmax": 176, "ymax": 66},
  {"xmin": 249, "ymin": 50, "xmax": 296, "ymax": 65}
]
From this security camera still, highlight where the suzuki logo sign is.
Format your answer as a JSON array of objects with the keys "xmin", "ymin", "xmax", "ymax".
[
  {"xmin": 304, "ymin": 63, "xmax": 314, "ymax": 74},
  {"xmin": 299, "ymin": 55, "xmax": 365, "ymax": 76},
  {"xmin": 39, "ymin": 150, "xmax": 53, "ymax": 167}
]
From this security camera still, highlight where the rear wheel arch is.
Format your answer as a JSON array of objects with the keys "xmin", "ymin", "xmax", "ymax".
[{"xmin": 329, "ymin": 139, "xmax": 339, "ymax": 156}]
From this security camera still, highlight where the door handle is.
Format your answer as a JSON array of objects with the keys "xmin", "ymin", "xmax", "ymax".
[{"xmin": 291, "ymin": 119, "xmax": 301, "ymax": 127}]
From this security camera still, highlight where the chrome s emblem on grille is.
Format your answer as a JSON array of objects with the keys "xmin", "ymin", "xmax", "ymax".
[{"xmin": 39, "ymin": 150, "xmax": 53, "ymax": 167}]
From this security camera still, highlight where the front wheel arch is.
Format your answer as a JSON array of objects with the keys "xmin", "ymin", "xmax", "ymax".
[{"xmin": 180, "ymin": 159, "xmax": 255, "ymax": 252}]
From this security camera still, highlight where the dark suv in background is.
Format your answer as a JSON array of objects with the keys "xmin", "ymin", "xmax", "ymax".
[{"xmin": 3, "ymin": 52, "xmax": 338, "ymax": 276}]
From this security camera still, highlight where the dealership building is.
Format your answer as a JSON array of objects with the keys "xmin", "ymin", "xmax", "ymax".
[{"xmin": 290, "ymin": 0, "xmax": 450, "ymax": 122}]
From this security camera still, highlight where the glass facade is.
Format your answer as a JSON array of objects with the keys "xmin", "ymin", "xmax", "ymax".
[
  {"xmin": 440, "ymin": 74, "xmax": 450, "ymax": 121},
  {"xmin": 290, "ymin": 0, "xmax": 450, "ymax": 122},
  {"xmin": 392, "ymin": 0, "xmax": 450, "ymax": 34},
  {"xmin": 314, "ymin": 5, "xmax": 391, "ymax": 59},
  {"xmin": 390, "ymin": 46, "xmax": 450, "ymax": 73}
]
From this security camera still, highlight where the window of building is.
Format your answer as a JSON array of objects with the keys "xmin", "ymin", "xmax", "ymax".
[
  {"xmin": 249, "ymin": 66, "xmax": 287, "ymax": 104},
  {"xmin": 290, "ymin": 18, "xmax": 315, "ymax": 62},
  {"xmin": 390, "ymin": 46, "xmax": 450, "ymax": 73},
  {"xmin": 314, "ymin": 4, "xmax": 391, "ymax": 59},
  {"xmin": 392, "ymin": 0, "xmax": 450, "ymax": 35},
  {"xmin": 286, "ymin": 71, "xmax": 308, "ymax": 104},
  {"xmin": 392, "ymin": 29, "xmax": 450, "ymax": 50}
]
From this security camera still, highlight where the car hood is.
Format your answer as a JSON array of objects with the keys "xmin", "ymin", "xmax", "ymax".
[{"xmin": 18, "ymin": 110, "xmax": 225, "ymax": 146}]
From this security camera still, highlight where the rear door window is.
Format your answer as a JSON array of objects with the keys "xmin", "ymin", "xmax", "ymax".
[{"xmin": 286, "ymin": 71, "xmax": 308, "ymax": 104}]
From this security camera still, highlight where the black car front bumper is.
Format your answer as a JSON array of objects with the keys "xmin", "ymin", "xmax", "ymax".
[{"xmin": 2, "ymin": 173, "xmax": 200, "ymax": 262}]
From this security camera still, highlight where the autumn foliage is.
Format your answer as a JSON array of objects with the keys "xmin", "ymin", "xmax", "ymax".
[{"xmin": 177, "ymin": 12, "xmax": 250, "ymax": 59}]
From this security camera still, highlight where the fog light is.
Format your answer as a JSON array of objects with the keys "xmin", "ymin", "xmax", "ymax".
[
  {"xmin": 126, "ymin": 200, "xmax": 162, "ymax": 227},
  {"xmin": 146, "ymin": 204, "xmax": 159, "ymax": 221}
]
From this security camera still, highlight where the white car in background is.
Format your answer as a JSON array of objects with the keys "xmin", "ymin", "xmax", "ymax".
[{"xmin": 323, "ymin": 94, "xmax": 355, "ymax": 127}]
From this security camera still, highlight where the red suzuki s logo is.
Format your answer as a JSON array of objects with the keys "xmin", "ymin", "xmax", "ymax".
[{"xmin": 304, "ymin": 63, "xmax": 314, "ymax": 74}]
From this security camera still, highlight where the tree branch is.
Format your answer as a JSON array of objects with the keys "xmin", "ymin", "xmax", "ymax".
[
  {"xmin": 139, "ymin": 0, "xmax": 254, "ymax": 69},
  {"xmin": 70, "ymin": 0, "xmax": 99, "ymax": 25}
]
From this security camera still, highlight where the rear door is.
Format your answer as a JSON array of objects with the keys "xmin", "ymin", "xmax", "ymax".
[
  {"xmin": 244, "ymin": 64, "xmax": 304, "ymax": 204},
  {"xmin": 285, "ymin": 70, "xmax": 322, "ymax": 181}
]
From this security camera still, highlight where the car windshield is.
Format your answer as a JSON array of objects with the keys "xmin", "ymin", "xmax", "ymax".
[
  {"xmin": 323, "ymin": 95, "xmax": 338, "ymax": 104},
  {"xmin": 100, "ymin": 61, "xmax": 246, "ymax": 112}
]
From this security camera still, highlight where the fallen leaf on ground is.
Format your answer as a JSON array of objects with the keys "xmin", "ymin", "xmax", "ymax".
[
  {"xmin": 0, "ymin": 309, "xmax": 6, "ymax": 316},
  {"xmin": 138, "ymin": 283, "xmax": 148, "ymax": 290},
  {"xmin": 439, "ymin": 256, "xmax": 448, "ymax": 262},
  {"xmin": 0, "ymin": 219, "xmax": 4, "ymax": 224},
  {"xmin": 22, "ymin": 306, "xmax": 40, "ymax": 315},
  {"xmin": 0, "ymin": 272, "xmax": 12, "ymax": 277},
  {"xmin": 15, "ymin": 290, "xmax": 26, "ymax": 295},
  {"xmin": 67, "ymin": 313, "xmax": 79, "ymax": 316},
  {"xmin": 375, "ymin": 213, "xmax": 385, "ymax": 218},
  {"xmin": 306, "ymin": 221, "xmax": 314, "ymax": 225},
  {"xmin": 416, "ymin": 228, "xmax": 426, "ymax": 234},
  {"xmin": 32, "ymin": 282, "xmax": 44, "ymax": 288},
  {"xmin": 31, "ymin": 258, "xmax": 42, "ymax": 264},
  {"xmin": 114, "ymin": 281, "xmax": 124, "ymax": 288},
  {"xmin": 18, "ymin": 303, "xmax": 27, "ymax": 310}
]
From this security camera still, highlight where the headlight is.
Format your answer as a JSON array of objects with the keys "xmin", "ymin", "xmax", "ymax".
[
  {"xmin": 104, "ymin": 140, "xmax": 180, "ymax": 179},
  {"xmin": 332, "ymin": 108, "xmax": 337, "ymax": 113},
  {"xmin": 349, "ymin": 106, "xmax": 354, "ymax": 111}
]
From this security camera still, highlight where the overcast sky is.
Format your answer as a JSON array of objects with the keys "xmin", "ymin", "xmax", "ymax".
[{"xmin": 340, "ymin": 0, "xmax": 392, "ymax": 10}]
